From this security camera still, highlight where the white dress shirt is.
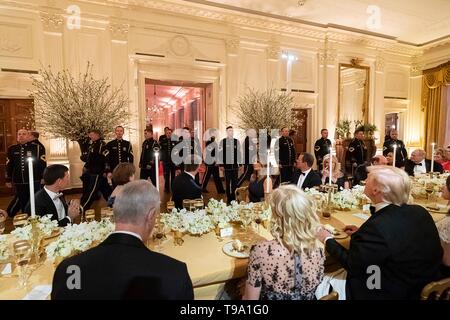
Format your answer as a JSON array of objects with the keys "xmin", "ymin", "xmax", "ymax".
[
  {"xmin": 413, "ymin": 159, "xmax": 427, "ymax": 176},
  {"xmin": 43, "ymin": 187, "xmax": 67, "ymax": 222},
  {"xmin": 185, "ymin": 171, "xmax": 196, "ymax": 180},
  {"xmin": 297, "ymin": 168, "xmax": 312, "ymax": 189}
]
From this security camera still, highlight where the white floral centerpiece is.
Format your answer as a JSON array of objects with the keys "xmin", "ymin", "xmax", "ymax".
[
  {"xmin": 332, "ymin": 189, "xmax": 360, "ymax": 210},
  {"xmin": 351, "ymin": 185, "xmax": 371, "ymax": 206},
  {"xmin": 160, "ymin": 208, "xmax": 214, "ymax": 235},
  {"xmin": 10, "ymin": 215, "xmax": 58, "ymax": 241},
  {"xmin": 46, "ymin": 220, "xmax": 114, "ymax": 260},
  {"xmin": 0, "ymin": 235, "xmax": 9, "ymax": 261}
]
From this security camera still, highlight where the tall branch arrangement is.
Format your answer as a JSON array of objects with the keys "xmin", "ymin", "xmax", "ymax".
[
  {"xmin": 30, "ymin": 63, "xmax": 129, "ymax": 142},
  {"xmin": 232, "ymin": 88, "xmax": 296, "ymax": 131}
]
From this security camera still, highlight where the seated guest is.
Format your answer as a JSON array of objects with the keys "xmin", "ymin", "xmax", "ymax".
[
  {"xmin": 172, "ymin": 156, "xmax": 203, "ymax": 209},
  {"xmin": 243, "ymin": 185, "xmax": 325, "ymax": 300},
  {"xmin": 248, "ymin": 163, "xmax": 273, "ymax": 202},
  {"xmin": 436, "ymin": 176, "xmax": 450, "ymax": 277},
  {"xmin": 320, "ymin": 155, "xmax": 349, "ymax": 190},
  {"xmin": 434, "ymin": 147, "xmax": 450, "ymax": 172},
  {"xmin": 291, "ymin": 152, "xmax": 321, "ymax": 190},
  {"xmin": 444, "ymin": 147, "xmax": 450, "ymax": 172},
  {"xmin": 108, "ymin": 163, "xmax": 135, "ymax": 208},
  {"xmin": 385, "ymin": 151, "xmax": 394, "ymax": 166},
  {"xmin": 404, "ymin": 149, "xmax": 444, "ymax": 176},
  {"xmin": 25, "ymin": 164, "xmax": 79, "ymax": 227},
  {"xmin": 316, "ymin": 166, "xmax": 443, "ymax": 299},
  {"xmin": 353, "ymin": 155, "xmax": 388, "ymax": 186},
  {"xmin": 52, "ymin": 180, "xmax": 194, "ymax": 299}
]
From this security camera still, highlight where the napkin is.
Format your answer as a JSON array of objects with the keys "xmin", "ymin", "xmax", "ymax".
[
  {"xmin": 352, "ymin": 213, "xmax": 370, "ymax": 221},
  {"xmin": 1, "ymin": 263, "xmax": 12, "ymax": 275},
  {"xmin": 22, "ymin": 285, "xmax": 52, "ymax": 300},
  {"xmin": 323, "ymin": 224, "xmax": 336, "ymax": 234}
]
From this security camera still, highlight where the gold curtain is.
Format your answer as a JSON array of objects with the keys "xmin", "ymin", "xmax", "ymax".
[{"xmin": 422, "ymin": 61, "xmax": 450, "ymax": 155}]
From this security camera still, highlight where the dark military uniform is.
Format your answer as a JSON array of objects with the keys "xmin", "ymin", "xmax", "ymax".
[
  {"xmin": 275, "ymin": 136, "xmax": 296, "ymax": 183},
  {"xmin": 80, "ymin": 139, "xmax": 112, "ymax": 212},
  {"xmin": 383, "ymin": 138, "xmax": 407, "ymax": 168},
  {"xmin": 346, "ymin": 138, "xmax": 367, "ymax": 174},
  {"xmin": 314, "ymin": 137, "xmax": 331, "ymax": 171},
  {"xmin": 139, "ymin": 138, "xmax": 160, "ymax": 187},
  {"xmin": 159, "ymin": 134, "xmax": 177, "ymax": 192},
  {"xmin": 219, "ymin": 137, "xmax": 242, "ymax": 204},
  {"xmin": 172, "ymin": 136, "xmax": 202, "ymax": 184},
  {"xmin": 202, "ymin": 138, "xmax": 225, "ymax": 194},
  {"xmin": 237, "ymin": 136, "xmax": 257, "ymax": 187},
  {"xmin": 6, "ymin": 142, "xmax": 46, "ymax": 217},
  {"xmin": 105, "ymin": 138, "xmax": 134, "ymax": 172}
]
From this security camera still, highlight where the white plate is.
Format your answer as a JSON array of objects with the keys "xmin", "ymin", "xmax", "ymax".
[{"xmin": 222, "ymin": 241, "xmax": 250, "ymax": 259}]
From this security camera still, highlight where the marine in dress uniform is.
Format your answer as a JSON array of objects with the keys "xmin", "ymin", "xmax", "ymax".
[
  {"xmin": 314, "ymin": 131, "xmax": 331, "ymax": 171},
  {"xmin": 275, "ymin": 128, "xmax": 296, "ymax": 183},
  {"xmin": 237, "ymin": 130, "xmax": 258, "ymax": 187},
  {"xmin": 6, "ymin": 130, "xmax": 47, "ymax": 217},
  {"xmin": 139, "ymin": 130, "xmax": 160, "ymax": 187},
  {"xmin": 382, "ymin": 130, "xmax": 407, "ymax": 168},
  {"xmin": 79, "ymin": 131, "xmax": 112, "ymax": 212},
  {"xmin": 159, "ymin": 129, "xmax": 177, "ymax": 192},
  {"xmin": 346, "ymin": 131, "xmax": 367, "ymax": 175},
  {"xmin": 202, "ymin": 136, "xmax": 225, "ymax": 194},
  {"xmin": 219, "ymin": 127, "xmax": 242, "ymax": 204}
]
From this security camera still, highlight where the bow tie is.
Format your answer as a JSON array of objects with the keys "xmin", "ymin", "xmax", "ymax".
[
  {"xmin": 53, "ymin": 193, "xmax": 63, "ymax": 200},
  {"xmin": 415, "ymin": 163, "xmax": 422, "ymax": 166},
  {"xmin": 369, "ymin": 206, "xmax": 376, "ymax": 215},
  {"xmin": 300, "ymin": 172, "xmax": 306, "ymax": 176}
]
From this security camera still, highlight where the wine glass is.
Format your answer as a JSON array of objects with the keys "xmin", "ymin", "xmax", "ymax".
[
  {"xmin": 425, "ymin": 185, "xmax": 434, "ymax": 203},
  {"xmin": 13, "ymin": 213, "xmax": 29, "ymax": 229},
  {"xmin": 13, "ymin": 240, "xmax": 32, "ymax": 289},
  {"xmin": 254, "ymin": 214, "xmax": 262, "ymax": 235},
  {"xmin": 100, "ymin": 207, "xmax": 114, "ymax": 222},
  {"xmin": 194, "ymin": 198, "xmax": 204, "ymax": 211},
  {"xmin": 0, "ymin": 214, "xmax": 6, "ymax": 234},
  {"xmin": 154, "ymin": 222, "xmax": 165, "ymax": 252},
  {"xmin": 182, "ymin": 199, "xmax": 191, "ymax": 211},
  {"xmin": 166, "ymin": 201, "xmax": 175, "ymax": 212},
  {"xmin": 84, "ymin": 209, "xmax": 96, "ymax": 223}
]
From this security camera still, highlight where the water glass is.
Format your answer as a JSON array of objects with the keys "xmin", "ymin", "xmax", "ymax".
[{"xmin": 13, "ymin": 240, "xmax": 32, "ymax": 288}]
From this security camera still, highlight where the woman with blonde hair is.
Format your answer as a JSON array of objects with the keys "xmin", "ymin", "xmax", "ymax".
[
  {"xmin": 243, "ymin": 185, "xmax": 325, "ymax": 300},
  {"xmin": 320, "ymin": 154, "xmax": 349, "ymax": 189}
]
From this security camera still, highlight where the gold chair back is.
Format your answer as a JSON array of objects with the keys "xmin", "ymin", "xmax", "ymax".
[
  {"xmin": 421, "ymin": 277, "xmax": 450, "ymax": 300},
  {"xmin": 235, "ymin": 186, "xmax": 248, "ymax": 203},
  {"xmin": 319, "ymin": 291, "xmax": 339, "ymax": 300}
]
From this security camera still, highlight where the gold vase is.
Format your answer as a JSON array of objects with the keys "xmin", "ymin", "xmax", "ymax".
[{"xmin": 29, "ymin": 218, "xmax": 43, "ymax": 265}]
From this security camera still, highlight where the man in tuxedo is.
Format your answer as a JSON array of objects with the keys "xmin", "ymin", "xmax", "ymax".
[
  {"xmin": 25, "ymin": 164, "xmax": 79, "ymax": 227},
  {"xmin": 316, "ymin": 166, "xmax": 443, "ymax": 300},
  {"xmin": 52, "ymin": 180, "xmax": 194, "ymax": 299},
  {"xmin": 291, "ymin": 152, "xmax": 321, "ymax": 189},
  {"xmin": 404, "ymin": 148, "xmax": 444, "ymax": 176},
  {"xmin": 353, "ymin": 155, "xmax": 388, "ymax": 186},
  {"xmin": 172, "ymin": 156, "xmax": 204, "ymax": 209}
]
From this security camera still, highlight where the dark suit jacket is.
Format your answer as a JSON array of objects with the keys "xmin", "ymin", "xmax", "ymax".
[
  {"xmin": 25, "ymin": 188, "xmax": 70, "ymax": 227},
  {"xmin": 353, "ymin": 163, "xmax": 369, "ymax": 185},
  {"xmin": 51, "ymin": 233, "xmax": 193, "ymax": 300},
  {"xmin": 291, "ymin": 169, "xmax": 322, "ymax": 189},
  {"xmin": 325, "ymin": 204, "xmax": 443, "ymax": 300},
  {"xmin": 404, "ymin": 159, "xmax": 444, "ymax": 176},
  {"xmin": 172, "ymin": 172, "xmax": 202, "ymax": 209}
]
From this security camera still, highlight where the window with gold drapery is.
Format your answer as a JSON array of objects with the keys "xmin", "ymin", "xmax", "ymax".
[{"xmin": 421, "ymin": 61, "xmax": 450, "ymax": 155}]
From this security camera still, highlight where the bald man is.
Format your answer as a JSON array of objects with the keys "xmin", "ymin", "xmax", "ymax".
[{"xmin": 404, "ymin": 149, "xmax": 443, "ymax": 176}]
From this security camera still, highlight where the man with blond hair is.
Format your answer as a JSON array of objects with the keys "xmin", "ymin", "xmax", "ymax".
[
  {"xmin": 316, "ymin": 166, "xmax": 442, "ymax": 299},
  {"xmin": 404, "ymin": 148, "xmax": 443, "ymax": 176}
]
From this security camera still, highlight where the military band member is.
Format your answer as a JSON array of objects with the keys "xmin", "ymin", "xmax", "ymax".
[
  {"xmin": 314, "ymin": 129, "xmax": 331, "ymax": 171},
  {"xmin": 80, "ymin": 130, "xmax": 112, "ymax": 212},
  {"xmin": 346, "ymin": 127, "xmax": 367, "ymax": 174},
  {"xmin": 6, "ymin": 129, "xmax": 47, "ymax": 217},
  {"xmin": 202, "ymin": 133, "xmax": 225, "ymax": 194},
  {"xmin": 275, "ymin": 127, "xmax": 296, "ymax": 183},
  {"xmin": 29, "ymin": 131, "xmax": 46, "ymax": 153},
  {"xmin": 237, "ymin": 128, "xmax": 258, "ymax": 187},
  {"xmin": 159, "ymin": 128, "xmax": 177, "ymax": 193},
  {"xmin": 105, "ymin": 126, "xmax": 134, "ymax": 180},
  {"xmin": 139, "ymin": 128, "xmax": 160, "ymax": 187},
  {"xmin": 382, "ymin": 129, "xmax": 407, "ymax": 168},
  {"xmin": 219, "ymin": 126, "xmax": 242, "ymax": 204}
]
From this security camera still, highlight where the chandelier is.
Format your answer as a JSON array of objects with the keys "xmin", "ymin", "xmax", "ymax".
[{"xmin": 147, "ymin": 85, "xmax": 164, "ymax": 115}]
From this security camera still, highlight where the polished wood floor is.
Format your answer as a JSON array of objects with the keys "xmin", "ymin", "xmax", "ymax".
[{"xmin": 0, "ymin": 177, "xmax": 232, "ymax": 234}]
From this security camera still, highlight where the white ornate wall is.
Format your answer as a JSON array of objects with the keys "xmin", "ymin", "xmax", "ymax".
[{"xmin": 0, "ymin": 0, "xmax": 449, "ymax": 187}]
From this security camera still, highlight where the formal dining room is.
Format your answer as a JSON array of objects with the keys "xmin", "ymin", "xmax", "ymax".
[{"xmin": 0, "ymin": 0, "xmax": 449, "ymax": 303}]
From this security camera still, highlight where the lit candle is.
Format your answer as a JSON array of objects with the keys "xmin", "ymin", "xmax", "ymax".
[
  {"xmin": 155, "ymin": 151, "xmax": 159, "ymax": 192},
  {"xmin": 27, "ymin": 158, "xmax": 36, "ymax": 218},
  {"xmin": 266, "ymin": 150, "xmax": 270, "ymax": 193},
  {"xmin": 392, "ymin": 144, "xmax": 397, "ymax": 167},
  {"xmin": 431, "ymin": 143, "xmax": 435, "ymax": 173},
  {"xmin": 329, "ymin": 146, "xmax": 332, "ymax": 186}
]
